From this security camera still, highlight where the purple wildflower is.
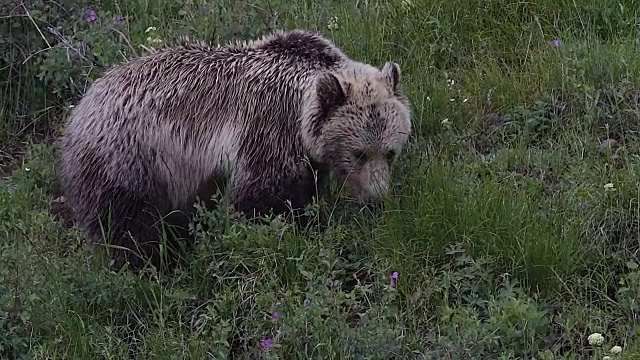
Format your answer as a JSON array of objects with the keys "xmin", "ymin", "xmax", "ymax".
[
  {"xmin": 551, "ymin": 39, "xmax": 562, "ymax": 47},
  {"xmin": 260, "ymin": 338, "xmax": 274, "ymax": 350},
  {"xmin": 302, "ymin": 299, "xmax": 311, "ymax": 308},
  {"xmin": 84, "ymin": 8, "xmax": 98, "ymax": 23},
  {"xmin": 389, "ymin": 271, "xmax": 399, "ymax": 286},
  {"xmin": 272, "ymin": 311, "xmax": 279, "ymax": 319},
  {"xmin": 114, "ymin": 15, "xmax": 124, "ymax": 25}
]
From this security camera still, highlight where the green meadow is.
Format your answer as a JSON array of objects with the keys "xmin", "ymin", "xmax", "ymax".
[{"xmin": 2, "ymin": 0, "xmax": 640, "ymax": 358}]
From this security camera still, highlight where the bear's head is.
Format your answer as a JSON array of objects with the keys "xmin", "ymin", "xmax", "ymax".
[{"xmin": 305, "ymin": 61, "xmax": 412, "ymax": 208}]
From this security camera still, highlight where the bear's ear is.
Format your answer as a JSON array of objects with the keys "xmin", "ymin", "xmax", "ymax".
[
  {"xmin": 316, "ymin": 72, "xmax": 349, "ymax": 111},
  {"xmin": 381, "ymin": 62, "xmax": 401, "ymax": 93}
]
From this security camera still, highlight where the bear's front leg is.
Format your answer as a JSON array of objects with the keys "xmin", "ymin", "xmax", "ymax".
[{"xmin": 228, "ymin": 160, "xmax": 326, "ymax": 228}]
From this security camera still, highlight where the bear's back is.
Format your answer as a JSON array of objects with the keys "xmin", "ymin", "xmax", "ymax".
[
  {"xmin": 71, "ymin": 30, "xmax": 348, "ymax": 131},
  {"xmin": 60, "ymin": 30, "xmax": 352, "ymax": 209}
]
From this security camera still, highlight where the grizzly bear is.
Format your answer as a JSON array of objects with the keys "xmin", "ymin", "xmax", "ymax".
[{"xmin": 58, "ymin": 29, "xmax": 412, "ymax": 271}]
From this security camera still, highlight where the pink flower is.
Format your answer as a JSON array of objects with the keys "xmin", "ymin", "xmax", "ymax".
[
  {"xmin": 260, "ymin": 337, "xmax": 274, "ymax": 350},
  {"xmin": 390, "ymin": 271, "xmax": 399, "ymax": 286},
  {"xmin": 84, "ymin": 8, "xmax": 98, "ymax": 23}
]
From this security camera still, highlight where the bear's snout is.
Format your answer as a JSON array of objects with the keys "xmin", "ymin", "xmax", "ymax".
[{"xmin": 354, "ymin": 158, "xmax": 389, "ymax": 207}]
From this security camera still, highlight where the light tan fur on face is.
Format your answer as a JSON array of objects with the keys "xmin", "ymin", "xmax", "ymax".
[{"xmin": 303, "ymin": 60, "xmax": 412, "ymax": 205}]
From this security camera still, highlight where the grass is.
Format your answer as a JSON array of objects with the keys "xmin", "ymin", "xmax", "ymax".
[{"xmin": 2, "ymin": 0, "xmax": 640, "ymax": 358}]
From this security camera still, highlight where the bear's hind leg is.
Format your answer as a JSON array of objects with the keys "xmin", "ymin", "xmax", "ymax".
[{"xmin": 94, "ymin": 186, "xmax": 185, "ymax": 271}]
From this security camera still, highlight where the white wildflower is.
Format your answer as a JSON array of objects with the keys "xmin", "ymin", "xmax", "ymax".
[
  {"xmin": 141, "ymin": 26, "xmax": 163, "ymax": 46},
  {"xmin": 401, "ymin": 0, "xmax": 413, "ymax": 11},
  {"xmin": 327, "ymin": 16, "xmax": 338, "ymax": 30},
  {"xmin": 146, "ymin": 36, "xmax": 163, "ymax": 44},
  {"xmin": 610, "ymin": 345, "xmax": 622, "ymax": 354},
  {"xmin": 588, "ymin": 332, "xmax": 605, "ymax": 346}
]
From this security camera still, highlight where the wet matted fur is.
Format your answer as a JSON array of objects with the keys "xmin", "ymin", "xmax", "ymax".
[{"xmin": 58, "ymin": 29, "xmax": 412, "ymax": 271}]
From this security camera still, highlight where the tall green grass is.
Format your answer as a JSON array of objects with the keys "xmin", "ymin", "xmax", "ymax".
[{"xmin": 1, "ymin": 0, "xmax": 640, "ymax": 358}]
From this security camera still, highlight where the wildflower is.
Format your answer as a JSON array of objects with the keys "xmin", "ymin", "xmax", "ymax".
[
  {"xmin": 604, "ymin": 183, "xmax": 616, "ymax": 191},
  {"xmin": 446, "ymin": 78, "xmax": 455, "ymax": 88},
  {"xmin": 462, "ymin": 98, "xmax": 468, "ymax": 103},
  {"xmin": 146, "ymin": 37, "xmax": 163, "ymax": 45},
  {"xmin": 389, "ymin": 271, "xmax": 399, "ymax": 286},
  {"xmin": 610, "ymin": 345, "xmax": 622, "ymax": 354},
  {"xmin": 84, "ymin": 8, "xmax": 98, "ymax": 23},
  {"xmin": 327, "ymin": 16, "xmax": 338, "ymax": 31},
  {"xmin": 441, "ymin": 118, "xmax": 451, "ymax": 125},
  {"xmin": 302, "ymin": 299, "xmax": 311, "ymax": 308},
  {"xmin": 260, "ymin": 337, "xmax": 274, "ymax": 350},
  {"xmin": 114, "ymin": 15, "xmax": 125, "ymax": 25},
  {"xmin": 588, "ymin": 332, "xmax": 605, "ymax": 346},
  {"xmin": 603, "ymin": 357, "xmax": 611, "ymax": 360},
  {"xmin": 272, "ymin": 311, "xmax": 279, "ymax": 320},
  {"xmin": 551, "ymin": 39, "xmax": 562, "ymax": 47}
]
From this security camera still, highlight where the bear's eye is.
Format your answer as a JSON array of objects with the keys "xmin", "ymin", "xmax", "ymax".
[
  {"xmin": 386, "ymin": 150, "xmax": 396, "ymax": 162},
  {"xmin": 353, "ymin": 150, "xmax": 368, "ymax": 162}
]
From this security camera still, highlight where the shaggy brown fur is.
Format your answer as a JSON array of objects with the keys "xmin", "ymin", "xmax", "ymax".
[{"xmin": 58, "ymin": 29, "xmax": 412, "ymax": 271}]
